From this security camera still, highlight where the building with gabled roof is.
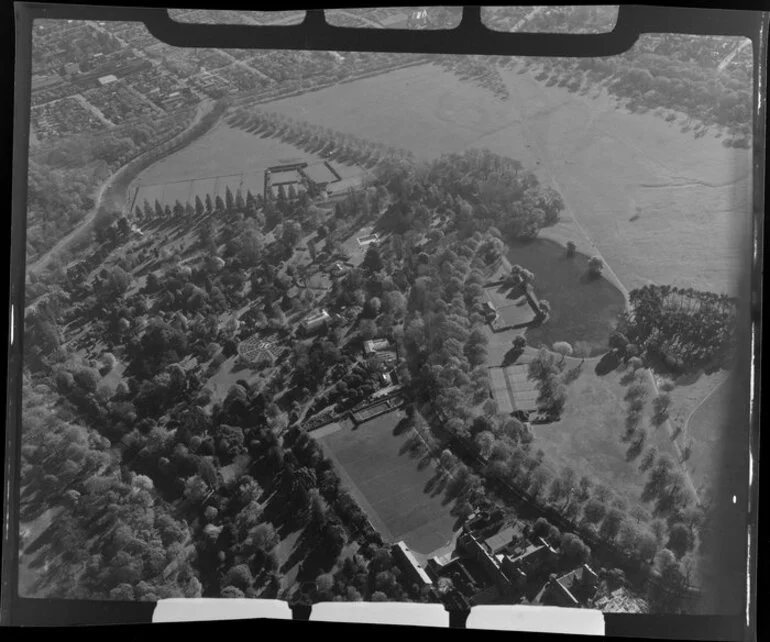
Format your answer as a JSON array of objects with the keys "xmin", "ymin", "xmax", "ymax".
[
  {"xmin": 539, "ymin": 564, "xmax": 599, "ymax": 608},
  {"xmin": 300, "ymin": 309, "xmax": 331, "ymax": 334}
]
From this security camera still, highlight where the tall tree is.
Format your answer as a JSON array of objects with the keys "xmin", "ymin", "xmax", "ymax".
[{"xmin": 195, "ymin": 195, "xmax": 205, "ymax": 217}]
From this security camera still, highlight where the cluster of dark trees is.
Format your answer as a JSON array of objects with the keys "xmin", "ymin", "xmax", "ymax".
[
  {"xmin": 20, "ymin": 378, "xmax": 201, "ymax": 600},
  {"xmin": 527, "ymin": 348, "xmax": 568, "ymax": 418},
  {"xmin": 527, "ymin": 40, "xmax": 751, "ymax": 142},
  {"xmin": 23, "ymin": 287, "xmax": 424, "ymax": 603},
  {"xmin": 620, "ymin": 361, "xmax": 651, "ymax": 461},
  {"xmin": 615, "ymin": 285, "xmax": 737, "ymax": 373},
  {"xmin": 435, "ymin": 54, "xmax": 510, "ymax": 100}
]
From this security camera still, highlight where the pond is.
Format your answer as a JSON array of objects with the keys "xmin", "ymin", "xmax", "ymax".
[{"xmin": 508, "ymin": 238, "xmax": 626, "ymax": 357}]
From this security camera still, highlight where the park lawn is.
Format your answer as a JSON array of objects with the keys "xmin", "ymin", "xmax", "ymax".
[
  {"xmin": 314, "ymin": 409, "xmax": 459, "ymax": 559},
  {"xmin": 133, "ymin": 122, "xmax": 365, "ymax": 210},
  {"xmin": 509, "ymin": 239, "xmax": 626, "ymax": 357},
  {"xmin": 671, "ymin": 373, "xmax": 734, "ymax": 497},
  {"xmin": 532, "ymin": 363, "xmax": 683, "ymax": 505}
]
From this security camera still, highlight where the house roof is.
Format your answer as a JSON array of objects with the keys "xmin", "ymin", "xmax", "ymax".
[
  {"xmin": 483, "ymin": 526, "xmax": 517, "ymax": 554},
  {"xmin": 303, "ymin": 309, "xmax": 330, "ymax": 324},
  {"xmin": 548, "ymin": 565, "xmax": 599, "ymax": 607},
  {"xmin": 557, "ymin": 565, "xmax": 598, "ymax": 593},
  {"xmin": 364, "ymin": 338, "xmax": 391, "ymax": 353}
]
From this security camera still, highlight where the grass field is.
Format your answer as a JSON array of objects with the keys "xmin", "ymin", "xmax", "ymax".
[
  {"xmin": 132, "ymin": 122, "xmax": 364, "ymax": 208},
  {"xmin": 532, "ymin": 363, "xmax": 683, "ymax": 504},
  {"xmin": 313, "ymin": 410, "xmax": 458, "ymax": 558},
  {"xmin": 509, "ymin": 239, "xmax": 627, "ymax": 356},
  {"xmin": 262, "ymin": 60, "xmax": 750, "ymax": 296},
  {"xmin": 673, "ymin": 374, "xmax": 734, "ymax": 496}
]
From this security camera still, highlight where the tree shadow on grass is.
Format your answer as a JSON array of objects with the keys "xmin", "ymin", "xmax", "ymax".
[
  {"xmin": 595, "ymin": 351, "xmax": 620, "ymax": 376},
  {"xmin": 502, "ymin": 347, "xmax": 525, "ymax": 368},
  {"xmin": 620, "ymin": 370, "xmax": 638, "ymax": 386},
  {"xmin": 296, "ymin": 543, "xmax": 338, "ymax": 582},
  {"xmin": 431, "ymin": 475, "xmax": 448, "ymax": 498},
  {"xmin": 417, "ymin": 454, "xmax": 432, "ymax": 471},
  {"xmin": 23, "ymin": 524, "xmax": 58, "ymax": 558},
  {"xmin": 625, "ymin": 440, "xmax": 645, "ymax": 463},
  {"xmin": 393, "ymin": 417, "xmax": 411, "ymax": 436},
  {"xmin": 281, "ymin": 529, "xmax": 315, "ymax": 574}
]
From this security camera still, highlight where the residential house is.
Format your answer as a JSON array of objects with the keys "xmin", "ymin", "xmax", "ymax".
[{"xmin": 300, "ymin": 309, "xmax": 331, "ymax": 334}]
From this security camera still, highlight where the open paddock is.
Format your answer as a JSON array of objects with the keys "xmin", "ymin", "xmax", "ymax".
[{"xmin": 532, "ymin": 364, "xmax": 683, "ymax": 504}]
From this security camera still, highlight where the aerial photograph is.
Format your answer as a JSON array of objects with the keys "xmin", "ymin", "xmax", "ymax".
[{"xmin": 19, "ymin": 6, "xmax": 751, "ymax": 616}]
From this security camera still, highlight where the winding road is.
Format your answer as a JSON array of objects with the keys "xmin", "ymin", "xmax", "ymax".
[{"xmin": 28, "ymin": 98, "xmax": 217, "ymax": 279}]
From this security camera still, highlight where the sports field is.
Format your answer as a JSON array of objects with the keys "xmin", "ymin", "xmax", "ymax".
[
  {"xmin": 313, "ymin": 409, "xmax": 457, "ymax": 558},
  {"xmin": 489, "ymin": 364, "xmax": 539, "ymax": 416}
]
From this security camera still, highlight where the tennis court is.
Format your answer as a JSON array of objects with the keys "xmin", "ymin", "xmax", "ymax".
[{"xmin": 489, "ymin": 364, "xmax": 539, "ymax": 414}]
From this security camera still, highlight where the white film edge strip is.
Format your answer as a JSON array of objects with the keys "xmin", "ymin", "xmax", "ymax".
[{"xmin": 153, "ymin": 600, "xmax": 604, "ymax": 634}]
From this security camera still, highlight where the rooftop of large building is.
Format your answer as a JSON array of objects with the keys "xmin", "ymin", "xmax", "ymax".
[{"xmin": 392, "ymin": 541, "xmax": 433, "ymax": 585}]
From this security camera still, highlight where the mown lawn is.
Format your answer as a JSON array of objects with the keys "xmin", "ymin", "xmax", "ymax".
[
  {"xmin": 509, "ymin": 238, "xmax": 626, "ymax": 356},
  {"xmin": 314, "ymin": 409, "xmax": 459, "ymax": 558},
  {"xmin": 532, "ymin": 362, "xmax": 682, "ymax": 504}
]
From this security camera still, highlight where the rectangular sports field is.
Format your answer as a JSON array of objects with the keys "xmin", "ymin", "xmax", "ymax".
[
  {"xmin": 489, "ymin": 364, "xmax": 539, "ymax": 415},
  {"xmin": 313, "ymin": 409, "xmax": 457, "ymax": 558}
]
